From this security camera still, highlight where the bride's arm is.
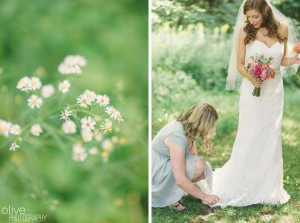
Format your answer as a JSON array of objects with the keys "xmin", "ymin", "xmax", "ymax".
[
  {"xmin": 280, "ymin": 24, "xmax": 300, "ymax": 66},
  {"xmin": 236, "ymin": 29, "xmax": 262, "ymax": 88},
  {"xmin": 281, "ymin": 56, "xmax": 300, "ymax": 66}
]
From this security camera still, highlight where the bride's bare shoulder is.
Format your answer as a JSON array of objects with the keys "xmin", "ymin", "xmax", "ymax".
[{"xmin": 278, "ymin": 23, "xmax": 288, "ymax": 39}]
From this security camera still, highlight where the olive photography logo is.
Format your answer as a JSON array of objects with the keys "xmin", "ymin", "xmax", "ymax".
[{"xmin": 1, "ymin": 205, "xmax": 47, "ymax": 222}]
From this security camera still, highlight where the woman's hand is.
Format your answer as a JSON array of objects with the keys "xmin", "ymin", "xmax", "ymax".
[
  {"xmin": 292, "ymin": 56, "xmax": 300, "ymax": 65},
  {"xmin": 201, "ymin": 193, "xmax": 220, "ymax": 205},
  {"xmin": 250, "ymin": 76, "xmax": 263, "ymax": 88}
]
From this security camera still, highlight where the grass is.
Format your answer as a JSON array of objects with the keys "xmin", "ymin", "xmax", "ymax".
[
  {"xmin": 152, "ymin": 23, "xmax": 300, "ymax": 222},
  {"xmin": 152, "ymin": 83, "xmax": 300, "ymax": 222}
]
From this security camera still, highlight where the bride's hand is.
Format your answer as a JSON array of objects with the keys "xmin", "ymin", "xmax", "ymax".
[
  {"xmin": 201, "ymin": 193, "xmax": 220, "ymax": 205},
  {"xmin": 292, "ymin": 56, "xmax": 300, "ymax": 65},
  {"xmin": 250, "ymin": 77, "xmax": 263, "ymax": 88}
]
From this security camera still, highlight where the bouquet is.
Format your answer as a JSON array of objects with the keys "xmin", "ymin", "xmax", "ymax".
[
  {"xmin": 244, "ymin": 54, "xmax": 275, "ymax": 97},
  {"xmin": 293, "ymin": 42, "xmax": 300, "ymax": 76}
]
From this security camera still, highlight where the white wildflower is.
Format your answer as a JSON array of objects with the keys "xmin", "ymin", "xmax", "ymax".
[
  {"xmin": 9, "ymin": 142, "xmax": 20, "ymax": 151},
  {"xmin": 113, "ymin": 111, "xmax": 124, "ymax": 122},
  {"xmin": 60, "ymin": 108, "xmax": 72, "ymax": 121},
  {"xmin": 95, "ymin": 94, "xmax": 110, "ymax": 107},
  {"xmin": 105, "ymin": 106, "xmax": 117, "ymax": 118},
  {"xmin": 10, "ymin": 124, "xmax": 22, "ymax": 136},
  {"xmin": 0, "ymin": 120, "xmax": 12, "ymax": 137},
  {"xmin": 84, "ymin": 90, "xmax": 96, "ymax": 102},
  {"xmin": 64, "ymin": 55, "xmax": 87, "ymax": 67},
  {"xmin": 58, "ymin": 63, "xmax": 81, "ymax": 75},
  {"xmin": 72, "ymin": 144, "xmax": 87, "ymax": 161},
  {"xmin": 16, "ymin": 76, "xmax": 32, "ymax": 92},
  {"xmin": 30, "ymin": 77, "xmax": 42, "ymax": 90},
  {"xmin": 62, "ymin": 120, "xmax": 77, "ymax": 134},
  {"xmin": 41, "ymin": 85, "xmax": 55, "ymax": 98},
  {"xmin": 80, "ymin": 116, "xmax": 96, "ymax": 132},
  {"xmin": 58, "ymin": 80, "xmax": 71, "ymax": 93},
  {"xmin": 76, "ymin": 94, "xmax": 92, "ymax": 108},
  {"xmin": 28, "ymin": 95, "xmax": 43, "ymax": 109},
  {"xmin": 31, "ymin": 124, "xmax": 43, "ymax": 136},
  {"xmin": 100, "ymin": 120, "xmax": 112, "ymax": 134},
  {"xmin": 58, "ymin": 55, "xmax": 87, "ymax": 75}
]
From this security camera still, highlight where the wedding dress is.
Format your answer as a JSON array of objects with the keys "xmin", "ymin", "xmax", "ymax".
[{"xmin": 212, "ymin": 40, "xmax": 290, "ymax": 208}]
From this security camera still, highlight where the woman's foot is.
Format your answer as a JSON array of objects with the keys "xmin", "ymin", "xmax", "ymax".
[{"xmin": 170, "ymin": 201, "xmax": 186, "ymax": 211}]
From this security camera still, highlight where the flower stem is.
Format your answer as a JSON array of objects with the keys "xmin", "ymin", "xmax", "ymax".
[
  {"xmin": 296, "ymin": 66, "xmax": 300, "ymax": 77},
  {"xmin": 252, "ymin": 87, "xmax": 261, "ymax": 97}
]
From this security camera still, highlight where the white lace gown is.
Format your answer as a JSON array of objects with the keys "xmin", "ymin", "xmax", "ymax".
[{"xmin": 212, "ymin": 40, "xmax": 290, "ymax": 208}]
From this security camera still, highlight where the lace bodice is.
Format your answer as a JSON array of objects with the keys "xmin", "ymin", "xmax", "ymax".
[{"xmin": 246, "ymin": 40, "xmax": 284, "ymax": 72}]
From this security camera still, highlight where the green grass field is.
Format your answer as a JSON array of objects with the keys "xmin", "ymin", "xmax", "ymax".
[
  {"xmin": 152, "ymin": 22, "xmax": 300, "ymax": 222},
  {"xmin": 152, "ymin": 69, "xmax": 300, "ymax": 223}
]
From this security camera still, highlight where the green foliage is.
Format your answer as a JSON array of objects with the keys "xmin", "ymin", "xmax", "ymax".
[
  {"xmin": 152, "ymin": 0, "xmax": 241, "ymax": 31},
  {"xmin": 152, "ymin": 0, "xmax": 300, "ymax": 32},
  {"xmin": 153, "ymin": 24, "xmax": 300, "ymax": 91},
  {"xmin": 152, "ymin": 68, "xmax": 204, "ymax": 136},
  {"xmin": 0, "ymin": 0, "xmax": 147, "ymax": 223},
  {"xmin": 153, "ymin": 24, "xmax": 233, "ymax": 91},
  {"xmin": 152, "ymin": 68, "xmax": 300, "ymax": 222}
]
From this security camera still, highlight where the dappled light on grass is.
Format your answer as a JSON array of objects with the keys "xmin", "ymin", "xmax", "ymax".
[{"xmin": 152, "ymin": 64, "xmax": 300, "ymax": 223}]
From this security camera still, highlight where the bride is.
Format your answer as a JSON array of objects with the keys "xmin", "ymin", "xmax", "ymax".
[{"xmin": 212, "ymin": 0, "xmax": 300, "ymax": 207}]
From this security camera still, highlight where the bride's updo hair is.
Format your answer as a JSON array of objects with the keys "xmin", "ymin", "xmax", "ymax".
[
  {"xmin": 243, "ymin": 0, "xmax": 285, "ymax": 45},
  {"xmin": 177, "ymin": 102, "xmax": 218, "ymax": 151}
]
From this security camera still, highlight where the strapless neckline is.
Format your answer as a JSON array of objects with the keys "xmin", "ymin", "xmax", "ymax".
[{"xmin": 249, "ymin": 40, "xmax": 281, "ymax": 49}]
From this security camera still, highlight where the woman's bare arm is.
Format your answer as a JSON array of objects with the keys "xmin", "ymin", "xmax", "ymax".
[
  {"xmin": 164, "ymin": 137, "xmax": 219, "ymax": 205},
  {"xmin": 279, "ymin": 23, "xmax": 300, "ymax": 66}
]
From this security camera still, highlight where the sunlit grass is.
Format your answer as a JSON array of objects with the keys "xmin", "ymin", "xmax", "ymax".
[{"xmin": 152, "ymin": 68, "xmax": 300, "ymax": 222}]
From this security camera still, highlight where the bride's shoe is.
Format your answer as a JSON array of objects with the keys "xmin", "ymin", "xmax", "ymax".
[{"xmin": 169, "ymin": 201, "xmax": 186, "ymax": 211}]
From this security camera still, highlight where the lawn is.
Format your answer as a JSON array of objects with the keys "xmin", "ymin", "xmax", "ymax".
[{"xmin": 152, "ymin": 68, "xmax": 300, "ymax": 223}]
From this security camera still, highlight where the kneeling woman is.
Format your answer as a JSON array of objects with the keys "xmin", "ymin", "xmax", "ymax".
[{"xmin": 152, "ymin": 102, "xmax": 220, "ymax": 210}]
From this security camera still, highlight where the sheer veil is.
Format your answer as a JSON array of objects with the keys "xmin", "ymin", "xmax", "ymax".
[{"xmin": 225, "ymin": 0, "xmax": 299, "ymax": 91}]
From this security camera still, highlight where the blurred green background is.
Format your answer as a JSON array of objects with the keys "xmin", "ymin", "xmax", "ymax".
[{"xmin": 0, "ymin": 0, "xmax": 148, "ymax": 223}]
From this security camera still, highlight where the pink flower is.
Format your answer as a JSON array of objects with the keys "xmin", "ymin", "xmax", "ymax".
[
  {"xmin": 253, "ymin": 66, "xmax": 262, "ymax": 77},
  {"xmin": 249, "ymin": 61, "xmax": 256, "ymax": 69},
  {"xmin": 244, "ymin": 54, "xmax": 275, "ymax": 97},
  {"xmin": 260, "ymin": 69, "xmax": 270, "ymax": 80},
  {"xmin": 293, "ymin": 43, "xmax": 300, "ymax": 53}
]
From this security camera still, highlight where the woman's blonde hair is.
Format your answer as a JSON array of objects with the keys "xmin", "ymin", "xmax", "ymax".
[{"xmin": 177, "ymin": 102, "xmax": 218, "ymax": 151}]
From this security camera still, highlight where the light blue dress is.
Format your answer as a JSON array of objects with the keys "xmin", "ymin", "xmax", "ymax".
[{"xmin": 152, "ymin": 120, "xmax": 212, "ymax": 207}]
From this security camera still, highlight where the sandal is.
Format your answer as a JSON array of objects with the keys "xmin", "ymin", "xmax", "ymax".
[{"xmin": 170, "ymin": 201, "xmax": 186, "ymax": 211}]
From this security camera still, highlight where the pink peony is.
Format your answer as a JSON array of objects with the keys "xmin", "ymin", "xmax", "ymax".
[
  {"xmin": 253, "ymin": 66, "xmax": 262, "ymax": 77},
  {"xmin": 260, "ymin": 69, "xmax": 270, "ymax": 80}
]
